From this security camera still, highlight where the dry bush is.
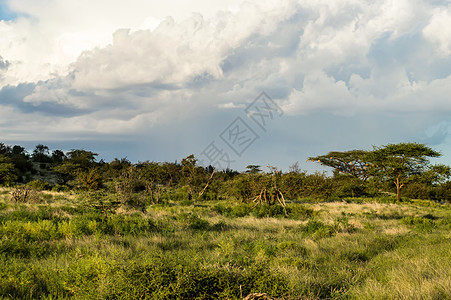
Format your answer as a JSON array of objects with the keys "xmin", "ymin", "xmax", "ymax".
[{"xmin": 9, "ymin": 186, "xmax": 40, "ymax": 203}]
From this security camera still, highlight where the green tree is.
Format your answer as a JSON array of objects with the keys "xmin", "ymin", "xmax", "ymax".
[
  {"xmin": 53, "ymin": 149, "xmax": 98, "ymax": 185},
  {"xmin": 0, "ymin": 143, "xmax": 11, "ymax": 155},
  {"xmin": 309, "ymin": 143, "xmax": 448, "ymax": 201},
  {"xmin": 32, "ymin": 144, "xmax": 52, "ymax": 162},
  {"xmin": 0, "ymin": 154, "xmax": 17, "ymax": 185},
  {"xmin": 308, "ymin": 150, "xmax": 371, "ymax": 181},
  {"xmin": 9, "ymin": 145, "xmax": 33, "ymax": 180},
  {"xmin": 370, "ymin": 143, "xmax": 441, "ymax": 201},
  {"xmin": 77, "ymin": 168, "xmax": 103, "ymax": 191},
  {"xmin": 181, "ymin": 155, "xmax": 214, "ymax": 201},
  {"xmin": 51, "ymin": 150, "xmax": 66, "ymax": 164},
  {"xmin": 245, "ymin": 165, "xmax": 262, "ymax": 174},
  {"xmin": 181, "ymin": 154, "xmax": 199, "ymax": 200}
]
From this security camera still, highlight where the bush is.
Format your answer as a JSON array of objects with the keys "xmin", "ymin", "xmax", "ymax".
[
  {"xmin": 52, "ymin": 184, "xmax": 70, "ymax": 192},
  {"xmin": 252, "ymin": 204, "xmax": 287, "ymax": 218},
  {"xmin": 26, "ymin": 180, "xmax": 51, "ymax": 191},
  {"xmin": 9, "ymin": 186, "xmax": 41, "ymax": 203},
  {"xmin": 107, "ymin": 260, "xmax": 288, "ymax": 299},
  {"xmin": 401, "ymin": 216, "xmax": 437, "ymax": 232},
  {"xmin": 402, "ymin": 183, "xmax": 430, "ymax": 200},
  {"xmin": 178, "ymin": 213, "xmax": 210, "ymax": 230}
]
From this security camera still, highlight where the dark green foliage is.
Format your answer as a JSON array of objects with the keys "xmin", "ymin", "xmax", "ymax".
[
  {"xmin": 401, "ymin": 215, "xmax": 437, "ymax": 231},
  {"xmin": 83, "ymin": 191, "xmax": 121, "ymax": 215},
  {"xmin": 108, "ymin": 260, "xmax": 288, "ymax": 300},
  {"xmin": 401, "ymin": 182, "xmax": 430, "ymax": 199},
  {"xmin": 212, "ymin": 203, "xmax": 317, "ymax": 219},
  {"xmin": 26, "ymin": 179, "xmax": 51, "ymax": 190},
  {"xmin": 0, "ymin": 154, "xmax": 17, "ymax": 185},
  {"xmin": 32, "ymin": 144, "xmax": 52, "ymax": 163},
  {"xmin": 300, "ymin": 218, "xmax": 356, "ymax": 239}
]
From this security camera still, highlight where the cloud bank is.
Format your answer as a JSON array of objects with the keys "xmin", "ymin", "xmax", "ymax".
[{"xmin": 0, "ymin": 0, "xmax": 450, "ymax": 169}]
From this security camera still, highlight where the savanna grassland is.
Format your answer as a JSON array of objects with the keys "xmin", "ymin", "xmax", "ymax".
[{"xmin": 1, "ymin": 187, "xmax": 450, "ymax": 300}]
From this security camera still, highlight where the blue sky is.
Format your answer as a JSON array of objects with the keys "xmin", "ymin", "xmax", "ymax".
[
  {"xmin": 0, "ymin": 0, "xmax": 450, "ymax": 172},
  {"xmin": 0, "ymin": 1, "xmax": 11, "ymax": 20}
]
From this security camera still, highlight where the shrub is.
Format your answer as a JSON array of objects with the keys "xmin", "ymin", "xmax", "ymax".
[
  {"xmin": 52, "ymin": 184, "xmax": 70, "ymax": 192},
  {"xmin": 402, "ymin": 183, "xmax": 430, "ymax": 200},
  {"xmin": 107, "ymin": 260, "xmax": 288, "ymax": 299},
  {"xmin": 401, "ymin": 216, "xmax": 437, "ymax": 231},
  {"xmin": 178, "ymin": 213, "xmax": 210, "ymax": 230},
  {"xmin": 26, "ymin": 180, "xmax": 51, "ymax": 191},
  {"xmin": 9, "ymin": 186, "xmax": 40, "ymax": 203},
  {"xmin": 82, "ymin": 191, "xmax": 121, "ymax": 215}
]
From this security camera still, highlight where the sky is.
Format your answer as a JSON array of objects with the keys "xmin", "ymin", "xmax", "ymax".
[{"xmin": 0, "ymin": 0, "xmax": 450, "ymax": 172}]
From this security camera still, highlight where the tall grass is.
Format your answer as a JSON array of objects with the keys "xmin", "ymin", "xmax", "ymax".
[{"xmin": 0, "ymin": 190, "xmax": 449, "ymax": 299}]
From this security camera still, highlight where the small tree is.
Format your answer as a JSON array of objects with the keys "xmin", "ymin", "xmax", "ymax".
[
  {"xmin": 32, "ymin": 144, "xmax": 52, "ymax": 163},
  {"xmin": 77, "ymin": 168, "xmax": 103, "ymax": 191},
  {"xmin": 0, "ymin": 155, "xmax": 17, "ymax": 185},
  {"xmin": 245, "ymin": 165, "xmax": 262, "ymax": 174},
  {"xmin": 181, "ymin": 155, "xmax": 216, "ymax": 201},
  {"xmin": 51, "ymin": 150, "xmax": 66, "ymax": 164},
  {"xmin": 53, "ymin": 149, "xmax": 98, "ymax": 185}
]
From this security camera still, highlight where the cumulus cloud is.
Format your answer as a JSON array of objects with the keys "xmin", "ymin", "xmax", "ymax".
[
  {"xmin": 0, "ymin": 56, "xmax": 9, "ymax": 70},
  {"xmin": 0, "ymin": 0, "xmax": 450, "ymax": 168}
]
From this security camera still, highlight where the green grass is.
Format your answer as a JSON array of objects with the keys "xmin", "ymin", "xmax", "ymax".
[{"xmin": 0, "ymin": 190, "xmax": 450, "ymax": 299}]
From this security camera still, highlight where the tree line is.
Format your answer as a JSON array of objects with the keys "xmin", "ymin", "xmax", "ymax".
[{"xmin": 1, "ymin": 142, "xmax": 450, "ymax": 206}]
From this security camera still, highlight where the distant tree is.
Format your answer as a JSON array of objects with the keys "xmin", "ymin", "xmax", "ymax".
[
  {"xmin": 415, "ymin": 164, "xmax": 451, "ymax": 186},
  {"xmin": 11, "ymin": 145, "xmax": 26, "ymax": 156},
  {"xmin": 181, "ymin": 155, "xmax": 215, "ymax": 201},
  {"xmin": 9, "ymin": 145, "xmax": 32, "ymax": 178},
  {"xmin": 181, "ymin": 154, "xmax": 198, "ymax": 200},
  {"xmin": 370, "ymin": 143, "xmax": 442, "ymax": 201},
  {"xmin": 288, "ymin": 162, "xmax": 301, "ymax": 174},
  {"xmin": 53, "ymin": 149, "xmax": 98, "ymax": 185},
  {"xmin": 66, "ymin": 149, "xmax": 98, "ymax": 170},
  {"xmin": 138, "ymin": 161, "xmax": 167, "ymax": 204},
  {"xmin": 51, "ymin": 150, "xmax": 66, "ymax": 164},
  {"xmin": 308, "ymin": 150, "xmax": 371, "ymax": 181},
  {"xmin": 308, "ymin": 143, "xmax": 449, "ymax": 201},
  {"xmin": 160, "ymin": 162, "xmax": 181, "ymax": 186},
  {"xmin": 32, "ymin": 144, "xmax": 52, "ymax": 162},
  {"xmin": 0, "ymin": 143, "xmax": 11, "ymax": 155},
  {"xmin": 245, "ymin": 165, "xmax": 262, "ymax": 174}
]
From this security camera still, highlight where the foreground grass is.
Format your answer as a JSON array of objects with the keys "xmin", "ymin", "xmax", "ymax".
[{"xmin": 0, "ymin": 189, "xmax": 450, "ymax": 299}]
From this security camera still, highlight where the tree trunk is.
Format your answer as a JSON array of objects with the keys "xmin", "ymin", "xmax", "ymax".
[{"xmin": 394, "ymin": 176, "xmax": 404, "ymax": 202}]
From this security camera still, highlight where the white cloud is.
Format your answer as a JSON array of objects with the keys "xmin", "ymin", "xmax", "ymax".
[
  {"xmin": 0, "ymin": 0, "xmax": 450, "ymax": 168},
  {"xmin": 423, "ymin": 8, "xmax": 451, "ymax": 57}
]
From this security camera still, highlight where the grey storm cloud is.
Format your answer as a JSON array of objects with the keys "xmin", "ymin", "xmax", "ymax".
[
  {"xmin": 0, "ymin": 81, "xmax": 87, "ymax": 117},
  {"xmin": 0, "ymin": 0, "xmax": 450, "ymax": 169}
]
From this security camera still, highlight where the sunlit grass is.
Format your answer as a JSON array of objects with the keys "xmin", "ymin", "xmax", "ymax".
[{"xmin": 0, "ymin": 191, "xmax": 449, "ymax": 299}]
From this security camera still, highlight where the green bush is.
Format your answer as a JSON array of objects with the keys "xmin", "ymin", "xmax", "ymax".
[
  {"xmin": 52, "ymin": 184, "xmax": 70, "ymax": 192},
  {"xmin": 26, "ymin": 180, "xmax": 51, "ymax": 191},
  {"xmin": 252, "ymin": 204, "xmax": 286, "ymax": 218},
  {"xmin": 178, "ymin": 213, "xmax": 210, "ymax": 230},
  {"xmin": 107, "ymin": 259, "xmax": 288, "ymax": 299},
  {"xmin": 402, "ymin": 183, "xmax": 430, "ymax": 200},
  {"xmin": 401, "ymin": 215, "xmax": 437, "ymax": 231}
]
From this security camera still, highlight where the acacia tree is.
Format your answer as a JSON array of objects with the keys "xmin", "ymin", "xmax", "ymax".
[
  {"xmin": 309, "ymin": 143, "xmax": 449, "ymax": 201},
  {"xmin": 308, "ymin": 150, "xmax": 371, "ymax": 181},
  {"xmin": 370, "ymin": 143, "xmax": 443, "ymax": 201}
]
